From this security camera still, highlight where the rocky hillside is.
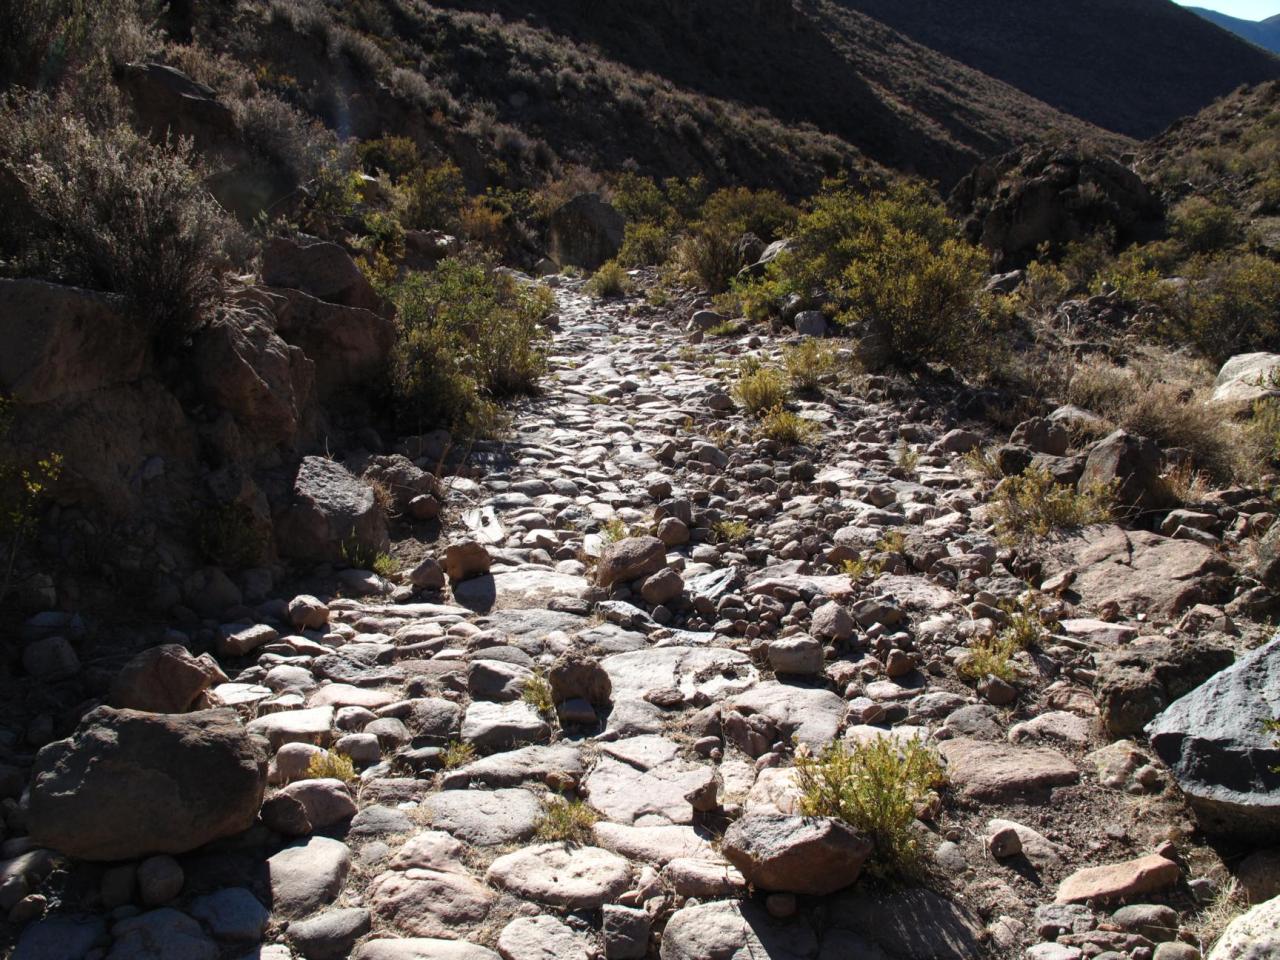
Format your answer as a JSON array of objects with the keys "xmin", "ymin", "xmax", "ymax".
[
  {"xmin": 1188, "ymin": 8, "xmax": 1280, "ymax": 54},
  {"xmin": 839, "ymin": 0, "xmax": 1280, "ymax": 138}
]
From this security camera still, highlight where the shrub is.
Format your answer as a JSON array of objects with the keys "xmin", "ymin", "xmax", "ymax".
[
  {"xmin": 782, "ymin": 339, "xmax": 836, "ymax": 391},
  {"xmin": 388, "ymin": 256, "xmax": 551, "ymax": 436},
  {"xmin": 306, "ymin": 750, "xmax": 356, "ymax": 781},
  {"xmin": 358, "ymin": 135, "xmax": 421, "ymax": 180},
  {"xmin": 794, "ymin": 737, "xmax": 946, "ymax": 874},
  {"xmin": 586, "ymin": 260, "xmax": 632, "ymax": 298},
  {"xmin": 988, "ymin": 466, "xmax": 1114, "ymax": 545},
  {"xmin": 757, "ymin": 406, "xmax": 818, "ymax": 445},
  {"xmin": 699, "ymin": 186, "xmax": 797, "ymax": 242},
  {"xmin": 0, "ymin": 400, "xmax": 61, "ymax": 605},
  {"xmin": 1171, "ymin": 254, "xmax": 1280, "ymax": 363},
  {"xmin": 1, "ymin": 0, "xmax": 156, "ymax": 90},
  {"xmin": 1016, "ymin": 259, "xmax": 1072, "ymax": 314},
  {"xmin": 957, "ymin": 633, "xmax": 1019, "ymax": 682},
  {"xmin": 442, "ymin": 740, "xmax": 476, "ymax": 769},
  {"xmin": 1245, "ymin": 397, "xmax": 1280, "ymax": 474},
  {"xmin": 674, "ymin": 223, "xmax": 740, "ymax": 294},
  {"xmin": 522, "ymin": 671, "xmax": 554, "ymax": 717},
  {"xmin": 0, "ymin": 96, "xmax": 234, "ymax": 347},
  {"xmin": 735, "ymin": 364, "xmax": 787, "ymax": 416},
  {"xmin": 711, "ymin": 518, "xmax": 751, "ymax": 544},
  {"xmin": 535, "ymin": 796, "xmax": 598, "ymax": 844},
  {"xmin": 402, "ymin": 161, "xmax": 467, "ymax": 232},
  {"xmin": 1171, "ymin": 197, "xmax": 1242, "ymax": 254},
  {"xmin": 618, "ymin": 221, "xmax": 670, "ymax": 267}
]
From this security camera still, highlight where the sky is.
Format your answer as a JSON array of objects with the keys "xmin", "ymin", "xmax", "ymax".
[{"xmin": 1176, "ymin": 0, "xmax": 1280, "ymax": 20}]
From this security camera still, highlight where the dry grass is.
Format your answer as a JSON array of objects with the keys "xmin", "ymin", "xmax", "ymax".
[
  {"xmin": 988, "ymin": 466, "xmax": 1114, "ymax": 545},
  {"xmin": 534, "ymin": 796, "xmax": 598, "ymax": 844},
  {"xmin": 1189, "ymin": 878, "xmax": 1247, "ymax": 953}
]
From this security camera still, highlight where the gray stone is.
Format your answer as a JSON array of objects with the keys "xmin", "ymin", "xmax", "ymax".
[
  {"xmin": 277, "ymin": 457, "xmax": 389, "ymax": 565},
  {"xmin": 497, "ymin": 915, "xmax": 590, "ymax": 960},
  {"xmin": 460, "ymin": 701, "xmax": 550, "ymax": 752},
  {"xmin": 602, "ymin": 904, "xmax": 650, "ymax": 960},
  {"xmin": 107, "ymin": 908, "xmax": 218, "ymax": 960},
  {"xmin": 547, "ymin": 194, "xmax": 625, "ymax": 270},
  {"xmin": 659, "ymin": 899, "xmax": 816, "ymax": 960},
  {"xmin": 23, "ymin": 636, "xmax": 80, "ymax": 681},
  {"xmin": 767, "ymin": 635, "xmax": 824, "ymax": 675},
  {"xmin": 416, "ymin": 789, "xmax": 541, "ymax": 846},
  {"xmin": 288, "ymin": 907, "xmax": 372, "ymax": 960},
  {"xmin": 189, "ymin": 887, "xmax": 269, "ymax": 941},
  {"xmin": 1205, "ymin": 894, "xmax": 1280, "ymax": 959},
  {"xmin": 13, "ymin": 916, "xmax": 108, "ymax": 960},
  {"xmin": 268, "ymin": 837, "xmax": 352, "ymax": 919},
  {"xmin": 28, "ymin": 707, "xmax": 266, "ymax": 861},
  {"xmin": 486, "ymin": 843, "xmax": 631, "ymax": 908},
  {"xmin": 721, "ymin": 813, "xmax": 872, "ymax": 895},
  {"xmin": 1148, "ymin": 634, "xmax": 1280, "ymax": 839}
]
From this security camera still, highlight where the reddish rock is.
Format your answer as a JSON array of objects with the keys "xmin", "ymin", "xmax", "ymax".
[{"xmin": 1055, "ymin": 854, "xmax": 1180, "ymax": 904}]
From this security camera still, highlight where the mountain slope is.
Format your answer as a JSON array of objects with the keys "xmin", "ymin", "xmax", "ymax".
[
  {"xmin": 1188, "ymin": 8, "xmax": 1280, "ymax": 54},
  {"xmin": 411, "ymin": 0, "xmax": 1122, "ymax": 188},
  {"xmin": 836, "ymin": 0, "xmax": 1280, "ymax": 138}
]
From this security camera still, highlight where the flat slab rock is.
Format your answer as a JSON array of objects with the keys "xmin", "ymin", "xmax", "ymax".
[
  {"xmin": 937, "ymin": 738, "xmax": 1079, "ymax": 802},
  {"xmin": 452, "ymin": 568, "xmax": 592, "ymax": 612},
  {"xmin": 440, "ymin": 744, "xmax": 583, "ymax": 789},
  {"xmin": 415, "ymin": 788, "xmax": 542, "ymax": 846},
  {"xmin": 659, "ymin": 899, "xmax": 816, "ymax": 960},
  {"xmin": 601, "ymin": 646, "xmax": 759, "ymax": 706},
  {"xmin": 486, "ymin": 843, "xmax": 632, "ymax": 909},
  {"xmin": 366, "ymin": 867, "xmax": 495, "ymax": 938},
  {"xmin": 354, "ymin": 939, "xmax": 500, "ymax": 960},
  {"xmin": 722, "ymin": 683, "xmax": 847, "ymax": 756},
  {"xmin": 583, "ymin": 735, "xmax": 716, "ymax": 826},
  {"xmin": 1056, "ymin": 853, "xmax": 1180, "ymax": 903}
]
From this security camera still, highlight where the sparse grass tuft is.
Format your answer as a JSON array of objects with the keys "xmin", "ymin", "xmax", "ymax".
[
  {"xmin": 988, "ymin": 466, "xmax": 1114, "ymax": 545},
  {"xmin": 957, "ymin": 633, "xmax": 1020, "ymax": 682},
  {"xmin": 794, "ymin": 737, "xmax": 946, "ymax": 875},
  {"xmin": 442, "ymin": 740, "xmax": 476, "ymax": 770},
  {"xmin": 535, "ymin": 795, "xmax": 599, "ymax": 844},
  {"xmin": 711, "ymin": 518, "xmax": 751, "ymax": 544},
  {"xmin": 1189, "ymin": 878, "xmax": 1247, "ymax": 954},
  {"xmin": 522, "ymin": 671, "xmax": 555, "ymax": 718},
  {"xmin": 306, "ymin": 750, "xmax": 356, "ymax": 782},
  {"xmin": 783, "ymin": 339, "xmax": 837, "ymax": 391}
]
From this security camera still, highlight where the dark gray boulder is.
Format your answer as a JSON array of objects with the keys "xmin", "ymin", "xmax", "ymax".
[
  {"xmin": 276, "ymin": 456, "xmax": 389, "ymax": 564},
  {"xmin": 28, "ymin": 707, "xmax": 267, "ymax": 861},
  {"xmin": 547, "ymin": 194, "xmax": 624, "ymax": 270},
  {"xmin": 1147, "ymin": 634, "xmax": 1280, "ymax": 839}
]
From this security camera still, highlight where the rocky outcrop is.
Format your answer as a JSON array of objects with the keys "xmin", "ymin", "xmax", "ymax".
[
  {"xmin": 262, "ymin": 235, "xmax": 382, "ymax": 313},
  {"xmin": 276, "ymin": 456, "xmax": 389, "ymax": 564},
  {"xmin": 1148, "ymin": 635, "xmax": 1280, "ymax": 839},
  {"xmin": 1079, "ymin": 430, "xmax": 1172, "ymax": 517},
  {"xmin": 269, "ymin": 287, "xmax": 394, "ymax": 398},
  {"xmin": 546, "ymin": 194, "xmax": 624, "ymax": 270},
  {"xmin": 108, "ymin": 645, "xmax": 223, "ymax": 714},
  {"xmin": 1096, "ymin": 636, "xmax": 1235, "ymax": 738},
  {"xmin": 1211, "ymin": 352, "xmax": 1280, "ymax": 405},
  {"xmin": 1207, "ymin": 894, "xmax": 1280, "ymax": 960},
  {"xmin": 950, "ymin": 145, "xmax": 1163, "ymax": 268},
  {"xmin": 27, "ymin": 707, "xmax": 266, "ymax": 860}
]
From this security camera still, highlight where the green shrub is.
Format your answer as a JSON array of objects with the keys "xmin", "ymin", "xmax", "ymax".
[
  {"xmin": 388, "ymin": 256, "xmax": 551, "ymax": 436},
  {"xmin": 710, "ymin": 518, "xmax": 751, "ymax": 544},
  {"xmin": 535, "ymin": 796, "xmax": 598, "ymax": 844},
  {"xmin": 402, "ymin": 161, "xmax": 467, "ymax": 232},
  {"xmin": 1172, "ymin": 254, "xmax": 1280, "ymax": 363},
  {"xmin": 0, "ymin": 95, "xmax": 235, "ymax": 347},
  {"xmin": 782, "ymin": 340, "xmax": 836, "ymax": 391},
  {"xmin": 357, "ymin": 135, "xmax": 422, "ymax": 180},
  {"xmin": 585, "ymin": 260, "xmax": 632, "ymax": 298},
  {"xmin": 1246, "ymin": 397, "xmax": 1280, "ymax": 473},
  {"xmin": 0, "ymin": 0, "xmax": 156, "ymax": 90},
  {"xmin": 957, "ymin": 633, "xmax": 1019, "ymax": 682},
  {"xmin": 757, "ymin": 180, "xmax": 994, "ymax": 370},
  {"xmin": 675, "ymin": 223, "xmax": 740, "ymax": 294},
  {"xmin": 699, "ymin": 186, "xmax": 797, "ymax": 242},
  {"xmin": 757, "ymin": 405, "xmax": 818, "ymax": 445},
  {"xmin": 1016, "ymin": 259, "xmax": 1072, "ymax": 314},
  {"xmin": 734, "ymin": 365, "xmax": 787, "ymax": 415},
  {"xmin": 618, "ymin": 221, "xmax": 670, "ymax": 267},
  {"xmin": 988, "ymin": 466, "xmax": 1114, "ymax": 545},
  {"xmin": 1171, "ymin": 197, "xmax": 1242, "ymax": 254},
  {"xmin": 794, "ymin": 737, "xmax": 946, "ymax": 874}
]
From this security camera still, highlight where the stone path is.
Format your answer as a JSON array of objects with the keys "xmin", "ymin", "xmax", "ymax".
[{"xmin": 7, "ymin": 275, "xmax": 1267, "ymax": 960}]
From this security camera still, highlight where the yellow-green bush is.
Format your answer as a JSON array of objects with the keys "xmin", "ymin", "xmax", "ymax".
[
  {"xmin": 782, "ymin": 339, "xmax": 837, "ymax": 391},
  {"xmin": 535, "ymin": 796, "xmax": 598, "ymax": 844},
  {"xmin": 402, "ymin": 161, "xmax": 467, "ymax": 232},
  {"xmin": 1171, "ymin": 254, "xmax": 1280, "ymax": 363},
  {"xmin": 1171, "ymin": 197, "xmax": 1242, "ymax": 254},
  {"xmin": 756, "ymin": 405, "xmax": 818, "ymax": 445},
  {"xmin": 699, "ymin": 186, "xmax": 797, "ymax": 242},
  {"xmin": 734, "ymin": 364, "xmax": 787, "ymax": 415},
  {"xmin": 794, "ymin": 737, "xmax": 946, "ymax": 874},
  {"xmin": 388, "ymin": 256, "xmax": 551, "ymax": 436},
  {"xmin": 618, "ymin": 221, "xmax": 670, "ymax": 267},
  {"xmin": 586, "ymin": 260, "xmax": 632, "ymax": 298},
  {"xmin": 988, "ymin": 466, "xmax": 1114, "ymax": 545}
]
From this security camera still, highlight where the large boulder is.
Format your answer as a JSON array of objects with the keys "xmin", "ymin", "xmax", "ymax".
[
  {"xmin": 191, "ymin": 307, "xmax": 313, "ymax": 449},
  {"xmin": 1207, "ymin": 894, "xmax": 1280, "ymax": 960},
  {"xmin": 1211, "ymin": 352, "xmax": 1280, "ymax": 405},
  {"xmin": 1147, "ymin": 635, "xmax": 1280, "ymax": 839},
  {"xmin": 597, "ymin": 536, "xmax": 666, "ymax": 588},
  {"xmin": 950, "ymin": 144, "xmax": 1163, "ymax": 269},
  {"xmin": 276, "ymin": 456, "xmax": 389, "ymax": 564},
  {"xmin": 269, "ymin": 287, "xmax": 394, "ymax": 397},
  {"xmin": 359, "ymin": 455, "xmax": 438, "ymax": 515},
  {"xmin": 721, "ymin": 813, "xmax": 872, "ymax": 895},
  {"xmin": 1079, "ymin": 429, "xmax": 1172, "ymax": 516},
  {"xmin": 0, "ymin": 279, "xmax": 147, "ymax": 405},
  {"xmin": 1096, "ymin": 636, "xmax": 1235, "ymax": 738},
  {"xmin": 262, "ymin": 236, "xmax": 381, "ymax": 312},
  {"xmin": 27, "ymin": 707, "xmax": 266, "ymax": 860},
  {"xmin": 118, "ymin": 61, "xmax": 237, "ymax": 152},
  {"xmin": 546, "ymin": 194, "xmax": 625, "ymax": 270},
  {"xmin": 108, "ymin": 644, "xmax": 223, "ymax": 714}
]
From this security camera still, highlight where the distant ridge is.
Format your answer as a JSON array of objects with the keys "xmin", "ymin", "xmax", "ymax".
[
  {"xmin": 835, "ymin": 0, "xmax": 1280, "ymax": 137},
  {"xmin": 1188, "ymin": 7, "xmax": 1280, "ymax": 54}
]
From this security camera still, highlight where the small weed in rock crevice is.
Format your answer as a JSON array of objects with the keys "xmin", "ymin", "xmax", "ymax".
[
  {"xmin": 957, "ymin": 633, "xmax": 1020, "ymax": 683},
  {"xmin": 522, "ymin": 671, "xmax": 555, "ymax": 718},
  {"xmin": 782, "ymin": 339, "xmax": 837, "ymax": 391},
  {"xmin": 757, "ymin": 405, "xmax": 818, "ymax": 445},
  {"xmin": 710, "ymin": 518, "xmax": 751, "ymax": 544},
  {"xmin": 442, "ymin": 740, "xmax": 476, "ymax": 770},
  {"xmin": 735, "ymin": 364, "xmax": 787, "ymax": 416},
  {"xmin": 534, "ymin": 795, "xmax": 598, "ymax": 844},
  {"xmin": 793, "ymin": 737, "xmax": 946, "ymax": 876},
  {"xmin": 306, "ymin": 750, "xmax": 356, "ymax": 782}
]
